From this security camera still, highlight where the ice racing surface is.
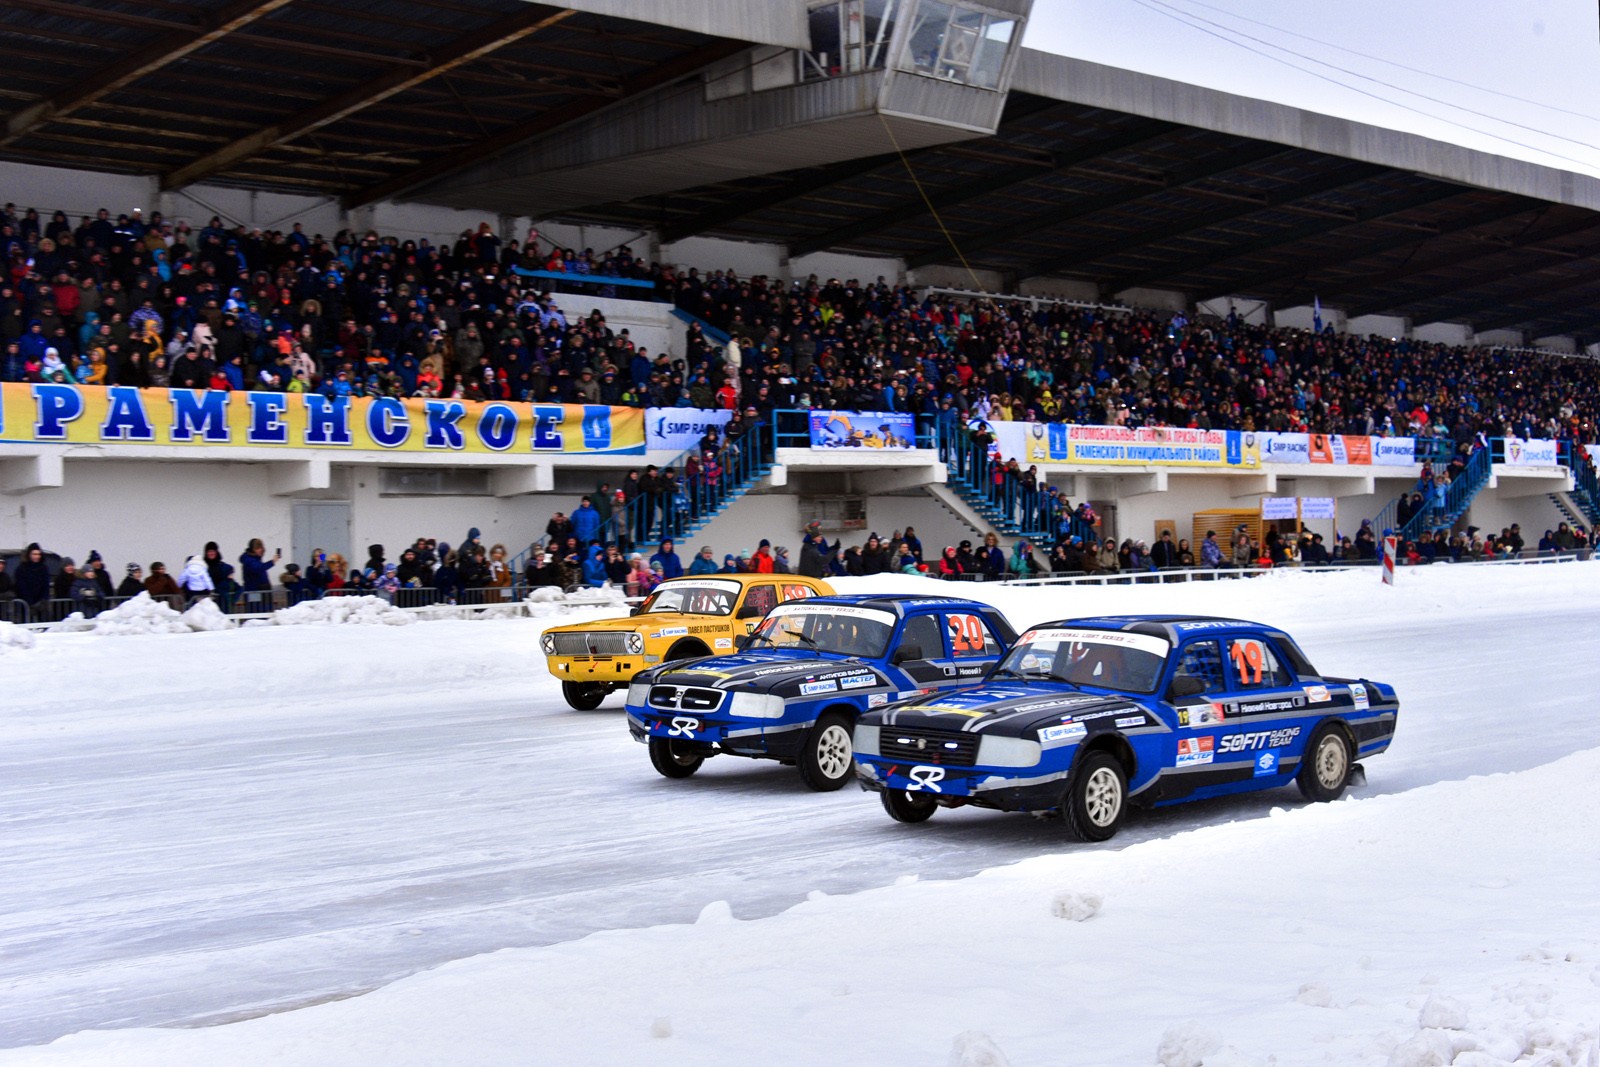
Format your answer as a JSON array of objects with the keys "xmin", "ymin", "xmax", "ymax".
[{"xmin": 2, "ymin": 565, "xmax": 1599, "ymax": 1064}]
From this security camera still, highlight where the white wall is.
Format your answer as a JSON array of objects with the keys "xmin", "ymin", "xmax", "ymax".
[
  {"xmin": 0, "ymin": 161, "xmax": 155, "ymax": 221},
  {"xmin": 1019, "ymin": 277, "xmax": 1102, "ymax": 303},
  {"xmin": 1532, "ymin": 335, "xmax": 1577, "ymax": 354},
  {"xmin": 661, "ymin": 236, "xmax": 784, "ymax": 278},
  {"xmin": 788, "ymin": 251, "xmax": 900, "ymax": 284},
  {"xmin": 1346, "ymin": 314, "xmax": 1408, "ymax": 339},
  {"xmin": 907, "ymin": 264, "xmax": 1006, "ymax": 291},
  {"xmin": 1272, "ymin": 304, "xmax": 1340, "ymax": 332},
  {"xmin": 1196, "ymin": 298, "xmax": 1270, "ymax": 325},
  {"xmin": 1474, "ymin": 329, "xmax": 1527, "ymax": 347},
  {"xmin": 546, "ymin": 293, "xmax": 678, "ymax": 360},
  {"xmin": 1113, "ymin": 286, "xmax": 1187, "ymax": 313},
  {"xmin": 1411, "ymin": 321, "xmax": 1473, "ymax": 346}
]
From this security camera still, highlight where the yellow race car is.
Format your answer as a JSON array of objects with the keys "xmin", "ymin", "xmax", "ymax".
[{"xmin": 542, "ymin": 574, "xmax": 833, "ymax": 708}]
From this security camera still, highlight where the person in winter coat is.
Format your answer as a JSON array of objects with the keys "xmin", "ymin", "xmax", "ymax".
[
  {"xmin": 603, "ymin": 545, "xmax": 631, "ymax": 585},
  {"xmin": 486, "ymin": 544, "xmax": 513, "ymax": 593},
  {"xmin": 688, "ymin": 546, "xmax": 720, "ymax": 575},
  {"xmin": 1096, "ymin": 538, "xmax": 1120, "ymax": 573},
  {"xmin": 1007, "ymin": 540, "xmax": 1044, "ymax": 578},
  {"xmin": 937, "ymin": 546, "xmax": 964, "ymax": 580},
  {"xmin": 364, "ymin": 543, "xmax": 387, "ymax": 576},
  {"xmin": 432, "ymin": 551, "xmax": 462, "ymax": 603},
  {"xmin": 178, "ymin": 554, "xmax": 215, "ymax": 602},
  {"xmin": 116, "ymin": 563, "xmax": 145, "ymax": 599},
  {"xmin": 144, "ymin": 561, "xmax": 181, "ymax": 601},
  {"xmin": 53, "ymin": 557, "xmax": 78, "ymax": 601},
  {"xmin": 0, "ymin": 559, "xmax": 16, "ymax": 607},
  {"xmin": 84, "ymin": 550, "xmax": 115, "ymax": 599},
  {"xmin": 13, "ymin": 543, "xmax": 52, "ymax": 606},
  {"xmin": 750, "ymin": 540, "xmax": 776, "ymax": 574},
  {"xmin": 719, "ymin": 553, "xmax": 740, "ymax": 574},
  {"xmin": 978, "ymin": 533, "xmax": 1006, "ymax": 579},
  {"xmin": 1200, "ymin": 531, "xmax": 1225, "ymax": 569},
  {"xmin": 772, "ymin": 546, "xmax": 792, "ymax": 574},
  {"xmin": 798, "ymin": 535, "xmax": 828, "ymax": 579},
  {"xmin": 581, "ymin": 545, "xmax": 607, "ymax": 588},
  {"xmin": 239, "ymin": 538, "xmax": 279, "ymax": 592},
  {"xmin": 860, "ymin": 534, "xmax": 888, "ymax": 575},
  {"xmin": 1232, "ymin": 530, "xmax": 1255, "ymax": 569},
  {"xmin": 69, "ymin": 564, "xmax": 105, "ymax": 611},
  {"xmin": 395, "ymin": 548, "xmax": 430, "ymax": 588},
  {"xmin": 650, "ymin": 539, "xmax": 684, "ymax": 580},
  {"xmin": 571, "ymin": 497, "xmax": 601, "ymax": 546}
]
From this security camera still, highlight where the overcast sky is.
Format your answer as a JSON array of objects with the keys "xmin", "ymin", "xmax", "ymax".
[{"xmin": 1023, "ymin": 0, "xmax": 1600, "ymax": 179}]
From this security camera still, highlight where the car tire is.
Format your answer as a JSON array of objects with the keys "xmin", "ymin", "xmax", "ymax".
[
  {"xmin": 798, "ymin": 712, "xmax": 854, "ymax": 791},
  {"xmin": 561, "ymin": 681, "xmax": 607, "ymax": 711},
  {"xmin": 648, "ymin": 737, "xmax": 704, "ymax": 779},
  {"xmin": 881, "ymin": 787, "xmax": 937, "ymax": 824},
  {"xmin": 1297, "ymin": 723, "xmax": 1350, "ymax": 802},
  {"xmin": 1063, "ymin": 750, "xmax": 1127, "ymax": 842}
]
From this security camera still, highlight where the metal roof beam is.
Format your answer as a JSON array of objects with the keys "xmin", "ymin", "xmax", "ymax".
[
  {"xmin": 787, "ymin": 118, "xmax": 1178, "ymax": 258},
  {"xmin": 658, "ymin": 155, "xmax": 910, "ymax": 246},
  {"xmin": 161, "ymin": 5, "xmax": 575, "ymax": 191},
  {"xmin": 1108, "ymin": 182, "xmax": 1469, "ymax": 296},
  {"xmin": 1455, "ymin": 264, "xmax": 1600, "ymax": 332},
  {"xmin": 1020, "ymin": 161, "xmax": 1388, "ymax": 284},
  {"xmin": 2, "ymin": 0, "xmax": 296, "ymax": 148},
  {"xmin": 903, "ymin": 141, "xmax": 1291, "ymax": 271},
  {"xmin": 1196, "ymin": 196, "xmax": 1539, "ymax": 304},
  {"xmin": 1344, "ymin": 213, "xmax": 1600, "ymax": 317},
  {"xmin": 343, "ymin": 37, "xmax": 750, "ymax": 210}
]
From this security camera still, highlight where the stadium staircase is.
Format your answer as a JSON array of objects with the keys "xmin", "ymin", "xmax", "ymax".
[
  {"xmin": 512, "ymin": 420, "xmax": 777, "ymax": 577},
  {"xmin": 937, "ymin": 424, "xmax": 1097, "ymax": 544},
  {"xmin": 1559, "ymin": 447, "xmax": 1600, "ymax": 526}
]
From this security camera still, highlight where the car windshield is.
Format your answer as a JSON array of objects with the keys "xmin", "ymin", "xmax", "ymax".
[
  {"xmin": 640, "ymin": 579, "xmax": 742, "ymax": 616},
  {"xmin": 996, "ymin": 626, "xmax": 1170, "ymax": 694},
  {"xmin": 749, "ymin": 603, "xmax": 896, "ymax": 658}
]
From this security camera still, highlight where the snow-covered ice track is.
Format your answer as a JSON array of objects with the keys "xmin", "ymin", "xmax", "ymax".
[{"xmin": 1, "ymin": 566, "xmax": 1598, "ymax": 1053}]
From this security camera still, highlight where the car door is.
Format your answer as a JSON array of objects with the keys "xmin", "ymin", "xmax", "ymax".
[
  {"xmin": 1166, "ymin": 638, "xmax": 1229, "ymax": 770},
  {"xmin": 943, "ymin": 608, "xmax": 1005, "ymax": 682},
  {"xmin": 891, "ymin": 613, "xmax": 958, "ymax": 691},
  {"xmin": 1212, "ymin": 633, "xmax": 1308, "ymax": 778},
  {"xmin": 736, "ymin": 583, "xmax": 778, "ymax": 634}
]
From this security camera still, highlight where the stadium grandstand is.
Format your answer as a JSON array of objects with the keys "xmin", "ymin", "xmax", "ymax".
[{"xmin": 2, "ymin": 0, "xmax": 1599, "ymax": 621}]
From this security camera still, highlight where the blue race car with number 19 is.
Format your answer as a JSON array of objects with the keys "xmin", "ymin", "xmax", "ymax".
[
  {"xmin": 853, "ymin": 616, "xmax": 1398, "ymax": 840},
  {"xmin": 626, "ymin": 595, "xmax": 1015, "ymax": 790}
]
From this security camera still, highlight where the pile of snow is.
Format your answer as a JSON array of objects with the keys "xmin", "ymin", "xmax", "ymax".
[
  {"xmin": 560, "ymin": 584, "xmax": 628, "ymax": 606},
  {"xmin": 524, "ymin": 586, "xmax": 565, "ymax": 604},
  {"xmin": 180, "ymin": 597, "xmax": 234, "ymax": 632},
  {"xmin": 45, "ymin": 611, "xmax": 95, "ymax": 633},
  {"xmin": 85, "ymin": 593, "xmax": 193, "ymax": 636},
  {"xmin": 0, "ymin": 619, "xmax": 36, "ymax": 653},
  {"xmin": 272, "ymin": 595, "xmax": 414, "ymax": 627}
]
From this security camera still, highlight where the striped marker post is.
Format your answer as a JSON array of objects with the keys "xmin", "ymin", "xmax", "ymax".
[{"xmin": 1381, "ymin": 536, "xmax": 1397, "ymax": 585}]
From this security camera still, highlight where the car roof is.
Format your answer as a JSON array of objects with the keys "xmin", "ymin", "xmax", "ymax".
[
  {"xmin": 659, "ymin": 574, "xmax": 825, "ymax": 588},
  {"xmin": 1034, "ymin": 615, "xmax": 1280, "ymax": 643},
  {"xmin": 802, "ymin": 593, "xmax": 996, "ymax": 617}
]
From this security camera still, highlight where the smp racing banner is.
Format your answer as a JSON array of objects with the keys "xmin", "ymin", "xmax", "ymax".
[
  {"xmin": 1018, "ymin": 423, "xmax": 1260, "ymax": 469},
  {"xmin": 809, "ymin": 410, "xmax": 917, "ymax": 449},
  {"xmin": 0, "ymin": 383, "xmax": 646, "ymax": 455},
  {"xmin": 645, "ymin": 407, "xmax": 732, "ymax": 451}
]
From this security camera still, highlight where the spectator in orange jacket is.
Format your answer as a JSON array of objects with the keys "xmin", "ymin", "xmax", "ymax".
[{"xmin": 751, "ymin": 539, "xmax": 776, "ymax": 573}]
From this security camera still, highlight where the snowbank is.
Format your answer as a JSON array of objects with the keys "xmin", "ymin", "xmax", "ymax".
[
  {"xmin": 38, "ymin": 593, "xmax": 241, "ymax": 637},
  {"xmin": 272, "ymin": 595, "xmax": 414, "ymax": 627},
  {"xmin": 0, "ymin": 620, "xmax": 36, "ymax": 653}
]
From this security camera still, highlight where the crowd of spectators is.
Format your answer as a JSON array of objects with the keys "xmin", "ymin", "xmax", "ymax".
[{"xmin": 4, "ymin": 202, "xmax": 1600, "ymax": 460}]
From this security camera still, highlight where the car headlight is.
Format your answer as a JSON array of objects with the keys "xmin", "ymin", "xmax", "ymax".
[
  {"xmin": 626, "ymin": 681, "xmax": 651, "ymax": 707},
  {"xmin": 541, "ymin": 633, "xmax": 556, "ymax": 655},
  {"xmin": 976, "ymin": 735, "xmax": 1042, "ymax": 768},
  {"xmin": 727, "ymin": 690, "xmax": 786, "ymax": 719},
  {"xmin": 626, "ymin": 632, "xmax": 644, "ymax": 655},
  {"xmin": 853, "ymin": 724, "xmax": 880, "ymax": 757}
]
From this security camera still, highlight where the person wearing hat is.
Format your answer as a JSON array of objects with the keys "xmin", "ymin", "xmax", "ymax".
[
  {"xmin": 719, "ymin": 553, "xmax": 741, "ymax": 575},
  {"xmin": 649, "ymin": 538, "xmax": 682, "ymax": 580},
  {"xmin": 85, "ymin": 550, "xmax": 114, "ymax": 599},
  {"xmin": 937, "ymin": 545, "xmax": 965, "ymax": 580},
  {"xmin": 798, "ymin": 533, "xmax": 828, "ymax": 579},
  {"xmin": 688, "ymin": 545, "xmax": 719, "ymax": 576},
  {"xmin": 772, "ymin": 545, "xmax": 792, "ymax": 574},
  {"xmin": 280, "ymin": 562, "xmax": 312, "ymax": 605},
  {"xmin": 116, "ymin": 563, "xmax": 145, "ymax": 599},
  {"xmin": 751, "ymin": 539, "xmax": 775, "ymax": 574},
  {"xmin": 69, "ymin": 559, "xmax": 105, "ymax": 611},
  {"xmin": 52, "ymin": 556, "xmax": 78, "ymax": 602}
]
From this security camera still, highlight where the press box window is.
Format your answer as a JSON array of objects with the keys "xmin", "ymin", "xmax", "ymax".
[
  {"xmin": 802, "ymin": 0, "xmax": 900, "ymax": 81},
  {"xmin": 900, "ymin": 0, "xmax": 1017, "ymax": 89}
]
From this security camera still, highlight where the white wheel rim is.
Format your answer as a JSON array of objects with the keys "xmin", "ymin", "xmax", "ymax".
[
  {"xmin": 815, "ymin": 724, "xmax": 852, "ymax": 779},
  {"xmin": 1084, "ymin": 766, "xmax": 1122, "ymax": 826},
  {"xmin": 1315, "ymin": 735, "xmax": 1347, "ymax": 790}
]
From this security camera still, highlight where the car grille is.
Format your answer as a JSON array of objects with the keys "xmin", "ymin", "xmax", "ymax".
[
  {"xmin": 880, "ymin": 727, "xmax": 978, "ymax": 765},
  {"xmin": 648, "ymin": 685, "xmax": 723, "ymax": 712},
  {"xmin": 550, "ymin": 632, "xmax": 631, "ymax": 656}
]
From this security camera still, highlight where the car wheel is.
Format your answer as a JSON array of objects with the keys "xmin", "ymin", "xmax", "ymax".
[
  {"xmin": 798, "ymin": 712, "xmax": 854, "ymax": 791},
  {"xmin": 648, "ymin": 737, "xmax": 704, "ymax": 779},
  {"xmin": 561, "ymin": 681, "xmax": 607, "ymax": 710},
  {"xmin": 1297, "ymin": 723, "xmax": 1350, "ymax": 802},
  {"xmin": 1063, "ymin": 750, "xmax": 1126, "ymax": 842},
  {"xmin": 881, "ymin": 787, "xmax": 937, "ymax": 824}
]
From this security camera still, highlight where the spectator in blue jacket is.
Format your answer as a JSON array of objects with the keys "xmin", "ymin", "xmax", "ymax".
[
  {"xmin": 688, "ymin": 545, "xmax": 720, "ymax": 575},
  {"xmin": 572, "ymin": 496, "xmax": 601, "ymax": 545},
  {"xmin": 650, "ymin": 538, "xmax": 683, "ymax": 579},
  {"xmin": 581, "ymin": 545, "xmax": 607, "ymax": 587},
  {"xmin": 239, "ymin": 538, "xmax": 278, "ymax": 591}
]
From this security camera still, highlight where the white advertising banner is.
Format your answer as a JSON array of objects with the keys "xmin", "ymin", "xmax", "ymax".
[
  {"xmin": 646, "ymin": 408, "xmax": 732, "ymax": 451},
  {"xmin": 1261, "ymin": 497, "xmax": 1299, "ymax": 519},
  {"xmin": 1259, "ymin": 433, "xmax": 1310, "ymax": 464},
  {"xmin": 1372, "ymin": 437, "xmax": 1417, "ymax": 466},
  {"xmin": 1501, "ymin": 437, "xmax": 1558, "ymax": 466},
  {"xmin": 1299, "ymin": 497, "xmax": 1337, "ymax": 519}
]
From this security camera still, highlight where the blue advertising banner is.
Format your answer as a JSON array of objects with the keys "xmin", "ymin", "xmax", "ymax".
[{"xmin": 808, "ymin": 410, "xmax": 916, "ymax": 450}]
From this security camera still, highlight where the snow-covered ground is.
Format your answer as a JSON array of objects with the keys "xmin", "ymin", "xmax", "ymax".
[{"xmin": 2, "ymin": 564, "xmax": 1598, "ymax": 1064}]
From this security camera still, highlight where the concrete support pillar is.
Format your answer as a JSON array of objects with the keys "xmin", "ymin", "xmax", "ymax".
[
  {"xmin": 1, "ymin": 453, "xmax": 64, "ymax": 495},
  {"xmin": 1118, "ymin": 470, "xmax": 1168, "ymax": 496},
  {"xmin": 1231, "ymin": 473, "xmax": 1277, "ymax": 499},
  {"xmin": 491, "ymin": 463, "xmax": 554, "ymax": 497},
  {"xmin": 269, "ymin": 457, "xmax": 331, "ymax": 496}
]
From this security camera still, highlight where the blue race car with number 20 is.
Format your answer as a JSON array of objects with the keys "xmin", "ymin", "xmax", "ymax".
[
  {"xmin": 626, "ymin": 595, "xmax": 1015, "ymax": 790},
  {"xmin": 853, "ymin": 615, "xmax": 1398, "ymax": 840}
]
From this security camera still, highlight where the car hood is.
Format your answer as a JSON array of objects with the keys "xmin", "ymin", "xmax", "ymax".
[
  {"xmin": 656, "ymin": 650, "xmax": 882, "ymax": 693},
  {"xmin": 863, "ymin": 681, "xmax": 1153, "ymax": 737},
  {"xmin": 544, "ymin": 612, "xmax": 721, "ymax": 637}
]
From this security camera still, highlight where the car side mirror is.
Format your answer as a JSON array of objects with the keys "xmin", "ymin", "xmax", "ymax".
[
  {"xmin": 736, "ymin": 604, "xmax": 763, "ymax": 619},
  {"xmin": 1169, "ymin": 676, "xmax": 1208, "ymax": 699},
  {"xmin": 892, "ymin": 643, "xmax": 924, "ymax": 665}
]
